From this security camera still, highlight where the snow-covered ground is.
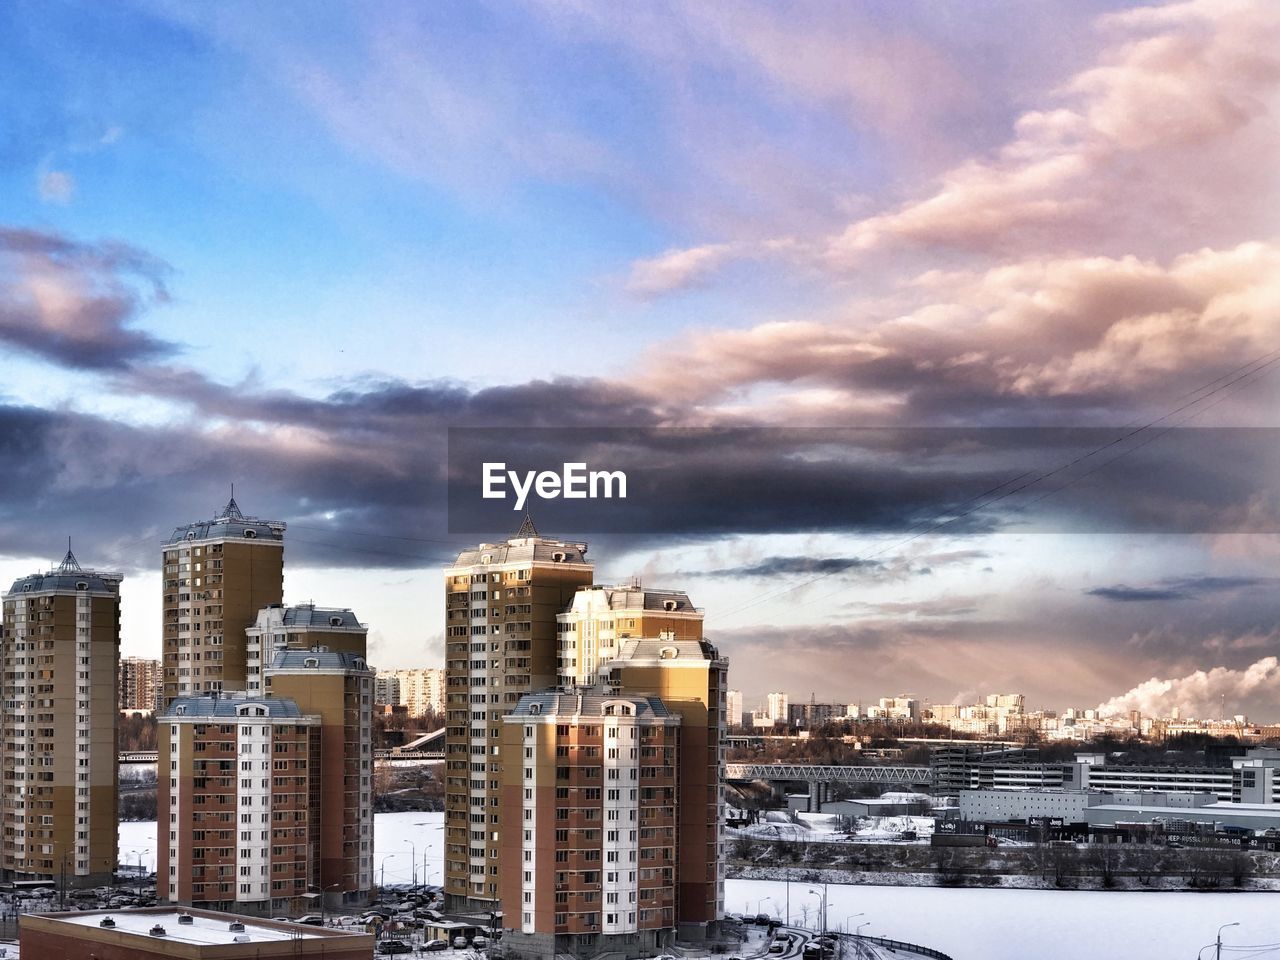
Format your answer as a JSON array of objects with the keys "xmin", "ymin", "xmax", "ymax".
[
  {"xmin": 733, "ymin": 811, "xmax": 934, "ymax": 844},
  {"xmin": 116, "ymin": 817, "xmax": 1280, "ymax": 959},
  {"xmin": 728, "ymin": 878, "xmax": 1280, "ymax": 960},
  {"xmin": 120, "ymin": 812, "xmax": 449, "ymax": 889}
]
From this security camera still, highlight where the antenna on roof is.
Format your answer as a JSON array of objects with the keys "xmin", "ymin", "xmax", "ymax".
[
  {"xmin": 221, "ymin": 483, "xmax": 244, "ymax": 521},
  {"xmin": 57, "ymin": 539, "xmax": 83, "ymax": 574},
  {"xmin": 515, "ymin": 512, "xmax": 539, "ymax": 539}
]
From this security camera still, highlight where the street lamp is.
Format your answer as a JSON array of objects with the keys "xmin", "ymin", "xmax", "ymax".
[
  {"xmin": 843, "ymin": 914, "xmax": 863, "ymax": 933},
  {"xmin": 758, "ymin": 896, "xmax": 772, "ymax": 918},
  {"xmin": 854, "ymin": 922, "xmax": 872, "ymax": 960},
  {"xmin": 807, "ymin": 886, "xmax": 827, "ymax": 933},
  {"xmin": 405, "ymin": 840, "xmax": 417, "ymax": 888},
  {"xmin": 1217, "ymin": 922, "xmax": 1240, "ymax": 960},
  {"xmin": 380, "ymin": 854, "xmax": 399, "ymax": 903}
]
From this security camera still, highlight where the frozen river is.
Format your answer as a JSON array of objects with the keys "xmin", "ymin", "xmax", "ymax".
[{"xmin": 120, "ymin": 819, "xmax": 1280, "ymax": 959}]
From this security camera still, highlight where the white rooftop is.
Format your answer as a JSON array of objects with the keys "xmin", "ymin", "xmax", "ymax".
[{"xmin": 52, "ymin": 910, "xmax": 340, "ymax": 945}]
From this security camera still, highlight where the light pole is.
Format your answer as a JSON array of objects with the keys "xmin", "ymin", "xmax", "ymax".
[
  {"xmin": 405, "ymin": 840, "xmax": 417, "ymax": 888},
  {"xmin": 807, "ymin": 886, "xmax": 827, "ymax": 934},
  {"xmin": 855, "ymin": 922, "xmax": 871, "ymax": 960},
  {"xmin": 757, "ymin": 896, "xmax": 772, "ymax": 918},
  {"xmin": 843, "ymin": 914, "xmax": 863, "ymax": 934},
  {"xmin": 1217, "ymin": 922, "xmax": 1239, "ymax": 960},
  {"xmin": 380, "ymin": 854, "xmax": 399, "ymax": 904}
]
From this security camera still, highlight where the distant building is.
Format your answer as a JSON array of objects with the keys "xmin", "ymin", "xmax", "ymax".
[
  {"xmin": 374, "ymin": 672, "xmax": 401, "ymax": 706},
  {"xmin": 391, "ymin": 667, "xmax": 446, "ymax": 719},
  {"xmin": 1, "ymin": 550, "xmax": 122, "ymax": 887},
  {"xmin": 120, "ymin": 655, "xmax": 163, "ymax": 713},
  {"xmin": 868, "ymin": 696, "xmax": 918, "ymax": 722},
  {"xmin": 765, "ymin": 692, "xmax": 788, "ymax": 723},
  {"xmin": 725, "ymin": 689, "xmax": 743, "ymax": 729},
  {"xmin": 20, "ymin": 907, "xmax": 372, "ymax": 959},
  {"xmin": 162, "ymin": 498, "xmax": 285, "ymax": 707}
]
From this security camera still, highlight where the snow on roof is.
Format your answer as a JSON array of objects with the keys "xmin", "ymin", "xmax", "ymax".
[{"xmin": 42, "ymin": 909, "xmax": 356, "ymax": 944}]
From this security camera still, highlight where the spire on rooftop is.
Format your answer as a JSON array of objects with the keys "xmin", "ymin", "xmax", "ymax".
[
  {"xmin": 56, "ymin": 539, "xmax": 83, "ymax": 574},
  {"xmin": 219, "ymin": 483, "xmax": 244, "ymax": 521},
  {"xmin": 515, "ymin": 512, "xmax": 539, "ymax": 539}
]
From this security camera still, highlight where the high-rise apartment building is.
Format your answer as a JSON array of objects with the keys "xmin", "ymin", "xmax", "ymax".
[
  {"xmin": 159, "ymin": 647, "xmax": 375, "ymax": 914},
  {"xmin": 161, "ymin": 498, "xmax": 285, "ymax": 708},
  {"xmin": 266, "ymin": 649, "xmax": 375, "ymax": 908},
  {"xmin": 602, "ymin": 638, "xmax": 727, "ymax": 933},
  {"xmin": 443, "ymin": 526, "xmax": 593, "ymax": 911},
  {"xmin": 158, "ymin": 693, "xmax": 319, "ymax": 912},
  {"xmin": 391, "ymin": 667, "xmax": 447, "ymax": 719},
  {"xmin": 374, "ymin": 673, "xmax": 401, "ymax": 706},
  {"xmin": 119, "ymin": 655, "xmax": 162, "ymax": 713},
  {"xmin": 244, "ymin": 603, "xmax": 366, "ymax": 694},
  {"xmin": 499, "ymin": 690, "xmax": 681, "ymax": 958},
  {"xmin": 765, "ymin": 692, "xmax": 788, "ymax": 723},
  {"xmin": 1, "ymin": 550, "xmax": 122, "ymax": 886},
  {"xmin": 725, "ymin": 690, "xmax": 743, "ymax": 730},
  {"xmin": 556, "ymin": 586, "xmax": 702, "ymax": 687}
]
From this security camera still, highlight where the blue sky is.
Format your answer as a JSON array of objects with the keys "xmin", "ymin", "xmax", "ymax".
[{"xmin": 2, "ymin": 0, "xmax": 1280, "ymax": 717}]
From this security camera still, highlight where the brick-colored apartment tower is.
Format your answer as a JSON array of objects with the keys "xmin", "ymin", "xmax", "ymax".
[
  {"xmin": 119, "ymin": 655, "xmax": 162, "ymax": 713},
  {"xmin": 1, "ymin": 550, "xmax": 122, "ymax": 887},
  {"xmin": 499, "ymin": 691, "xmax": 681, "ymax": 959},
  {"xmin": 158, "ymin": 694, "xmax": 319, "ymax": 912},
  {"xmin": 266, "ymin": 648, "xmax": 375, "ymax": 909},
  {"xmin": 556, "ymin": 586, "xmax": 703, "ymax": 688},
  {"xmin": 162, "ymin": 498, "xmax": 285, "ymax": 708},
  {"xmin": 244, "ymin": 602, "xmax": 366, "ymax": 694},
  {"xmin": 603, "ymin": 638, "xmax": 727, "ymax": 936},
  {"xmin": 443, "ymin": 524, "xmax": 593, "ymax": 912}
]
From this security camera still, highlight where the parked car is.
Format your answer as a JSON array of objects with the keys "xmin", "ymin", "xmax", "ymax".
[
  {"xmin": 453, "ymin": 936, "xmax": 470, "ymax": 948},
  {"xmin": 753, "ymin": 913, "xmax": 772, "ymax": 925},
  {"xmin": 424, "ymin": 939, "xmax": 450, "ymax": 952},
  {"xmin": 472, "ymin": 935, "xmax": 489, "ymax": 948},
  {"xmin": 295, "ymin": 914, "xmax": 324, "ymax": 926},
  {"xmin": 377, "ymin": 941, "xmax": 413, "ymax": 955}
]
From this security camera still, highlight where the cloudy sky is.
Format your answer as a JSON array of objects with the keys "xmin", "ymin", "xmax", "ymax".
[{"xmin": 3, "ymin": 0, "xmax": 1280, "ymax": 719}]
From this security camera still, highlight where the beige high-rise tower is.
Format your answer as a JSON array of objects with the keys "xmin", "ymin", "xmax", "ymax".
[
  {"xmin": 1, "ymin": 549, "xmax": 122, "ymax": 887},
  {"xmin": 443, "ymin": 520, "xmax": 593, "ymax": 912},
  {"xmin": 161, "ymin": 497, "xmax": 285, "ymax": 708}
]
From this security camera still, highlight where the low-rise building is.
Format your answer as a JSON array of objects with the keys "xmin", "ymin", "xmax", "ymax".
[{"xmin": 20, "ymin": 907, "xmax": 372, "ymax": 959}]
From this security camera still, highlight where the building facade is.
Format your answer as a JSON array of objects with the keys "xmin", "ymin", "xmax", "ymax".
[
  {"xmin": 1, "ymin": 550, "xmax": 121, "ymax": 886},
  {"xmin": 392, "ymin": 667, "xmax": 447, "ymax": 718},
  {"xmin": 265, "ymin": 649, "xmax": 375, "ymax": 908},
  {"xmin": 244, "ymin": 603, "xmax": 366, "ymax": 694},
  {"xmin": 443, "ymin": 528, "xmax": 594, "ymax": 912},
  {"xmin": 764, "ymin": 692, "xmax": 788, "ymax": 723},
  {"xmin": 499, "ymin": 691, "xmax": 681, "ymax": 960},
  {"xmin": 120, "ymin": 655, "xmax": 162, "ymax": 713},
  {"xmin": 556, "ymin": 585, "xmax": 702, "ymax": 687},
  {"xmin": 602, "ymin": 637, "xmax": 727, "ymax": 934},
  {"xmin": 725, "ymin": 690, "xmax": 742, "ymax": 730},
  {"xmin": 158, "ymin": 693, "xmax": 319, "ymax": 913},
  {"xmin": 162, "ymin": 498, "xmax": 285, "ymax": 707}
]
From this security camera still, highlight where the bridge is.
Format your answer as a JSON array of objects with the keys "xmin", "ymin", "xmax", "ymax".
[{"xmin": 725, "ymin": 762, "xmax": 931, "ymax": 784}]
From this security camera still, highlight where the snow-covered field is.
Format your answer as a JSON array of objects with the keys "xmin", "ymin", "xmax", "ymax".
[
  {"xmin": 119, "ymin": 817, "xmax": 1280, "ymax": 959},
  {"xmin": 728, "ymin": 878, "xmax": 1280, "ymax": 960}
]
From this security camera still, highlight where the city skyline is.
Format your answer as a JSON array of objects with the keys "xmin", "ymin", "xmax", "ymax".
[{"xmin": 2, "ymin": 0, "xmax": 1279, "ymax": 717}]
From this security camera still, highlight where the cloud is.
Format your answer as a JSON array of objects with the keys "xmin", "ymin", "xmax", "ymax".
[
  {"xmin": 627, "ymin": 243, "xmax": 744, "ymax": 298},
  {"xmin": 1095, "ymin": 655, "xmax": 1280, "ymax": 718},
  {"xmin": 37, "ymin": 170, "xmax": 75, "ymax": 204},
  {"xmin": 677, "ymin": 555, "xmax": 880, "ymax": 578},
  {"xmin": 1086, "ymin": 574, "xmax": 1275, "ymax": 602},
  {"xmin": 0, "ymin": 227, "xmax": 174, "ymax": 370},
  {"xmin": 638, "ymin": 0, "xmax": 1280, "ymax": 286}
]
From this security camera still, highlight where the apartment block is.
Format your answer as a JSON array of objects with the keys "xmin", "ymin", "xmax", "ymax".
[
  {"xmin": 499, "ymin": 690, "xmax": 680, "ymax": 959},
  {"xmin": 120, "ymin": 655, "xmax": 162, "ymax": 713},
  {"xmin": 1, "ymin": 550, "xmax": 121, "ymax": 887},
  {"xmin": 244, "ymin": 603, "xmax": 366, "ymax": 693},
  {"xmin": 389, "ymin": 667, "xmax": 447, "ymax": 718},
  {"xmin": 764, "ymin": 692, "xmax": 788, "ymax": 723},
  {"xmin": 443, "ymin": 526, "xmax": 593, "ymax": 912},
  {"xmin": 265, "ymin": 649, "xmax": 375, "ymax": 908},
  {"xmin": 374, "ymin": 673, "xmax": 401, "ymax": 706},
  {"xmin": 556, "ymin": 585, "xmax": 702, "ymax": 687},
  {"xmin": 158, "ymin": 694, "xmax": 319, "ymax": 912},
  {"xmin": 162, "ymin": 498, "xmax": 285, "ymax": 707},
  {"xmin": 725, "ymin": 690, "xmax": 742, "ymax": 730},
  {"xmin": 602, "ymin": 637, "xmax": 728, "ymax": 934}
]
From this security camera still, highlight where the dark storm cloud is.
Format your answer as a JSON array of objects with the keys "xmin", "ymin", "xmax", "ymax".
[
  {"xmin": 1086, "ymin": 575, "xmax": 1276, "ymax": 603},
  {"xmin": 0, "ymin": 227, "xmax": 175, "ymax": 369},
  {"xmin": 681, "ymin": 556, "xmax": 882, "ymax": 578}
]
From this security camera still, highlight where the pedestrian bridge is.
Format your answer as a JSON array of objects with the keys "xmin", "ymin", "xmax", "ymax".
[{"xmin": 725, "ymin": 762, "xmax": 932, "ymax": 784}]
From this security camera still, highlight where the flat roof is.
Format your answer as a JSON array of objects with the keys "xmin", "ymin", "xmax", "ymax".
[{"xmin": 40, "ymin": 909, "xmax": 352, "ymax": 945}]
